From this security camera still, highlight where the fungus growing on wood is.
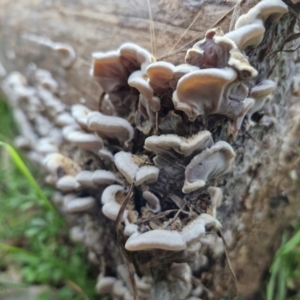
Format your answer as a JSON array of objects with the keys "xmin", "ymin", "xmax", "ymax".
[
  {"xmin": 125, "ymin": 230, "xmax": 187, "ymax": 251},
  {"xmin": 67, "ymin": 131, "xmax": 104, "ymax": 155},
  {"xmin": 183, "ymin": 141, "xmax": 236, "ymax": 193},
  {"xmin": 114, "ymin": 151, "xmax": 159, "ymax": 185},
  {"xmin": 144, "ymin": 131, "xmax": 213, "ymax": 156},
  {"xmin": 142, "ymin": 190, "xmax": 161, "ymax": 213},
  {"xmin": 87, "ymin": 111, "xmax": 134, "ymax": 143},
  {"xmin": 66, "ymin": 196, "xmax": 96, "ymax": 214},
  {"xmin": 56, "ymin": 175, "xmax": 81, "ymax": 192}
]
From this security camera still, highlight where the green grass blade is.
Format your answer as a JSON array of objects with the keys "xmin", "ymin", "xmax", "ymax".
[
  {"xmin": 278, "ymin": 230, "xmax": 300, "ymax": 256},
  {"xmin": 0, "ymin": 141, "xmax": 58, "ymax": 216}
]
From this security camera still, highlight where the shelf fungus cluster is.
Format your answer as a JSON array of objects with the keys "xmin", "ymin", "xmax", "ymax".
[{"xmin": 0, "ymin": 0, "xmax": 288, "ymax": 299}]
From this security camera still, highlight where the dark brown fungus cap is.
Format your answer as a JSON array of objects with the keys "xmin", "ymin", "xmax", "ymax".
[{"xmin": 183, "ymin": 141, "xmax": 236, "ymax": 193}]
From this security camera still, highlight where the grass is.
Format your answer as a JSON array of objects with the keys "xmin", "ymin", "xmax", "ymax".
[{"xmin": 0, "ymin": 99, "xmax": 97, "ymax": 299}]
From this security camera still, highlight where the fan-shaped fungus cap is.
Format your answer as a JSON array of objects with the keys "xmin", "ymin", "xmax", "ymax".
[
  {"xmin": 235, "ymin": 0, "xmax": 288, "ymax": 29},
  {"xmin": 142, "ymin": 191, "xmax": 161, "ymax": 213},
  {"xmin": 248, "ymin": 79, "xmax": 277, "ymax": 117},
  {"xmin": 92, "ymin": 170, "xmax": 117, "ymax": 185},
  {"xmin": 75, "ymin": 171, "xmax": 96, "ymax": 188},
  {"xmin": 66, "ymin": 196, "xmax": 96, "ymax": 213},
  {"xmin": 183, "ymin": 141, "xmax": 236, "ymax": 193},
  {"xmin": 87, "ymin": 111, "xmax": 134, "ymax": 143},
  {"xmin": 144, "ymin": 131, "xmax": 213, "ymax": 156},
  {"xmin": 69, "ymin": 226, "xmax": 85, "ymax": 243},
  {"xmin": 180, "ymin": 214, "xmax": 221, "ymax": 244},
  {"xmin": 101, "ymin": 185, "xmax": 127, "ymax": 221},
  {"xmin": 67, "ymin": 131, "xmax": 104, "ymax": 155},
  {"xmin": 55, "ymin": 112, "xmax": 76, "ymax": 127},
  {"xmin": 224, "ymin": 24, "xmax": 265, "ymax": 50},
  {"xmin": 119, "ymin": 42, "xmax": 153, "ymax": 74},
  {"xmin": 125, "ymin": 230, "xmax": 187, "ymax": 251},
  {"xmin": 173, "ymin": 67, "xmax": 237, "ymax": 121},
  {"xmin": 71, "ymin": 104, "xmax": 92, "ymax": 130},
  {"xmin": 92, "ymin": 50, "xmax": 128, "ymax": 92},
  {"xmin": 114, "ymin": 151, "xmax": 159, "ymax": 186},
  {"xmin": 128, "ymin": 70, "xmax": 153, "ymax": 101},
  {"xmin": 56, "ymin": 175, "xmax": 81, "ymax": 192}
]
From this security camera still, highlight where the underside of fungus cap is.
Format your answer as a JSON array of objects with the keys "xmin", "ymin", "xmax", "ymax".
[
  {"xmin": 92, "ymin": 50, "xmax": 128, "ymax": 92},
  {"xmin": 119, "ymin": 42, "xmax": 153, "ymax": 74},
  {"xmin": 224, "ymin": 24, "xmax": 265, "ymax": 50},
  {"xmin": 248, "ymin": 79, "xmax": 277, "ymax": 116},
  {"xmin": 142, "ymin": 191, "xmax": 161, "ymax": 213},
  {"xmin": 234, "ymin": 0, "xmax": 288, "ymax": 29},
  {"xmin": 144, "ymin": 131, "xmax": 213, "ymax": 157},
  {"xmin": 87, "ymin": 111, "xmax": 134, "ymax": 143},
  {"xmin": 183, "ymin": 141, "xmax": 236, "ymax": 193},
  {"xmin": 172, "ymin": 67, "xmax": 237, "ymax": 121},
  {"xmin": 125, "ymin": 230, "xmax": 187, "ymax": 251}
]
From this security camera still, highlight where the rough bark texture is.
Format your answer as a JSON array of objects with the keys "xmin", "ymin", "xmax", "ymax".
[{"xmin": 1, "ymin": 1, "xmax": 300, "ymax": 300}]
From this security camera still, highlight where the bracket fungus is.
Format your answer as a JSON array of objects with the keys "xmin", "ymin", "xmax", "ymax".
[
  {"xmin": 114, "ymin": 151, "xmax": 159, "ymax": 186},
  {"xmin": 87, "ymin": 111, "xmax": 134, "ymax": 143},
  {"xmin": 144, "ymin": 131, "xmax": 213, "ymax": 157},
  {"xmin": 183, "ymin": 141, "xmax": 236, "ymax": 193},
  {"xmin": 1, "ymin": 0, "xmax": 289, "ymax": 297}
]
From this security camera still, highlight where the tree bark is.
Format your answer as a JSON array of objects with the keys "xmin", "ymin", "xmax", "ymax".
[{"xmin": 1, "ymin": 1, "xmax": 300, "ymax": 300}]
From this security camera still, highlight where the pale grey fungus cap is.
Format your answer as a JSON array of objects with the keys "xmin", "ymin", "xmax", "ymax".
[
  {"xmin": 69, "ymin": 226, "xmax": 85, "ymax": 243},
  {"xmin": 63, "ymin": 194, "xmax": 77, "ymax": 212},
  {"xmin": 35, "ymin": 139, "xmax": 59, "ymax": 155},
  {"xmin": 125, "ymin": 230, "xmax": 187, "ymax": 251},
  {"xmin": 124, "ymin": 222, "xmax": 139, "ymax": 237},
  {"xmin": 75, "ymin": 171, "xmax": 96, "ymax": 188},
  {"xmin": 180, "ymin": 213, "xmax": 222, "ymax": 245},
  {"xmin": 92, "ymin": 170, "xmax": 117, "ymax": 185},
  {"xmin": 114, "ymin": 151, "xmax": 139, "ymax": 184},
  {"xmin": 62, "ymin": 124, "xmax": 81, "ymax": 141},
  {"xmin": 52, "ymin": 43, "xmax": 76, "ymax": 69},
  {"xmin": 235, "ymin": 0, "xmax": 288, "ymax": 29},
  {"xmin": 56, "ymin": 175, "xmax": 81, "ymax": 192},
  {"xmin": 248, "ymin": 79, "xmax": 277, "ymax": 117},
  {"xmin": 92, "ymin": 50, "xmax": 127, "ymax": 92},
  {"xmin": 55, "ymin": 112, "xmax": 76, "ymax": 127},
  {"xmin": 101, "ymin": 185, "xmax": 127, "ymax": 221},
  {"xmin": 142, "ymin": 191, "xmax": 161, "ymax": 213},
  {"xmin": 43, "ymin": 153, "xmax": 81, "ymax": 177},
  {"xmin": 96, "ymin": 275, "xmax": 117, "ymax": 294},
  {"xmin": 67, "ymin": 131, "xmax": 104, "ymax": 154},
  {"xmin": 71, "ymin": 104, "xmax": 92, "ymax": 130},
  {"xmin": 119, "ymin": 42, "xmax": 153, "ymax": 74},
  {"xmin": 173, "ymin": 67, "xmax": 237, "ymax": 121},
  {"xmin": 135, "ymin": 166, "xmax": 159, "ymax": 186},
  {"xmin": 87, "ymin": 111, "xmax": 134, "ymax": 143},
  {"xmin": 144, "ymin": 131, "xmax": 213, "ymax": 156},
  {"xmin": 66, "ymin": 196, "xmax": 96, "ymax": 214},
  {"xmin": 114, "ymin": 151, "xmax": 159, "ymax": 186},
  {"xmin": 183, "ymin": 141, "xmax": 236, "ymax": 193},
  {"xmin": 128, "ymin": 70, "xmax": 153, "ymax": 102},
  {"xmin": 224, "ymin": 24, "xmax": 265, "ymax": 50}
]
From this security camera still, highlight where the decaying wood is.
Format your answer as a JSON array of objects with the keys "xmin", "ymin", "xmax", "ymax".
[{"xmin": 1, "ymin": 0, "xmax": 300, "ymax": 299}]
